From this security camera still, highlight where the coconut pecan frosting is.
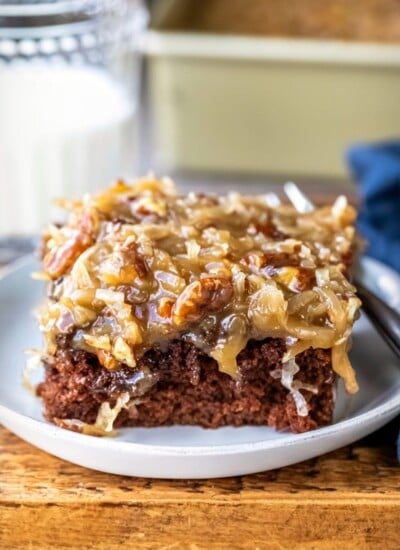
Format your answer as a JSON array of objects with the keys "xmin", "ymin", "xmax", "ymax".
[{"xmin": 37, "ymin": 177, "xmax": 361, "ymax": 397}]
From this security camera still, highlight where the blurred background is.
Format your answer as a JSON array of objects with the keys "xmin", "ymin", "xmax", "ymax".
[{"xmin": 0, "ymin": 0, "xmax": 400, "ymax": 242}]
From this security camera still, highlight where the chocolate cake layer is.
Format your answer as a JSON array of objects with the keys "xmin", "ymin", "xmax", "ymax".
[{"xmin": 38, "ymin": 338, "xmax": 335, "ymax": 434}]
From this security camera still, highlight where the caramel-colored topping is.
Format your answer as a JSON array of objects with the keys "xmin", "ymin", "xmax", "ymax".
[{"xmin": 38, "ymin": 176, "xmax": 361, "ymax": 392}]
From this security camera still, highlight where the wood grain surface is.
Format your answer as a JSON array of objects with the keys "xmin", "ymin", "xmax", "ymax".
[{"xmin": 1, "ymin": 424, "xmax": 399, "ymax": 550}]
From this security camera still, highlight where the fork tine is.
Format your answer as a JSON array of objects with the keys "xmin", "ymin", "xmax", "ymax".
[{"xmin": 283, "ymin": 182, "xmax": 315, "ymax": 213}]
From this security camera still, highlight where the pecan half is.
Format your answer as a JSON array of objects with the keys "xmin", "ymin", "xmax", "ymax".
[
  {"xmin": 172, "ymin": 277, "xmax": 233, "ymax": 326},
  {"xmin": 274, "ymin": 266, "xmax": 316, "ymax": 292},
  {"xmin": 254, "ymin": 222, "xmax": 287, "ymax": 240},
  {"xmin": 43, "ymin": 208, "xmax": 97, "ymax": 279},
  {"xmin": 121, "ymin": 241, "xmax": 148, "ymax": 278},
  {"xmin": 242, "ymin": 251, "xmax": 300, "ymax": 271},
  {"xmin": 43, "ymin": 231, "xmax": 90, "ymax": 279}
]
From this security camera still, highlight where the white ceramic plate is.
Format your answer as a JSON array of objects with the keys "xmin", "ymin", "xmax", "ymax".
[{"xmin": 0, "ymin": 256, "xmax": 399, "ymax": 479}]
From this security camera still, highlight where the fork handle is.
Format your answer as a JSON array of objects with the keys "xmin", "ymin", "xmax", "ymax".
[{"xmin": 355, "ymin": 278, "xmax": 400, "ymax": 361}]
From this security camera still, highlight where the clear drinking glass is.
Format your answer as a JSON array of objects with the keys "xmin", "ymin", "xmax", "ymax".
[{"xmin": 0, "ymin": 0, "xmax": 147, "ymax": 240}]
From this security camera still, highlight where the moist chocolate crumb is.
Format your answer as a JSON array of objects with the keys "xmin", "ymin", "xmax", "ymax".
[{"xmin": 37, "ymin": 338, "xmax": 334, "ymax": 434}]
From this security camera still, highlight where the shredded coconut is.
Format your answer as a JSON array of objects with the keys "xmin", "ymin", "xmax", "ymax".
[
  {"xmin": 279, "ymin": 358, "xmax": 318, "ymax": 417},
  {"xmin": 54, "ymin": 392, "xmax": 131, "ymax": 437}
]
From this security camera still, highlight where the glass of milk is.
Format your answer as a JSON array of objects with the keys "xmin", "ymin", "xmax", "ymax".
[{"xmin": 0, "ymin": 0, "xmax": 147, "ymax": 236}]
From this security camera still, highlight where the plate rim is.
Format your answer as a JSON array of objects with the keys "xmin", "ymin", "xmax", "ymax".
[
  {"xmin": 1, "ymin": 388, "xmax": 400, "ymax": 457},
  {"xmin": 0, "ymin": 254, "xmax": 399, "ymax": 457}
]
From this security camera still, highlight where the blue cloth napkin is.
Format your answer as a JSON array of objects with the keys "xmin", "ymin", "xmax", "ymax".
[
  {"xmin": 346, "ymin": 140, "xmax": 400, "ymax": 462},
  {"xmin": 347, "ymin": 141, "xmax": 400, "ymax": 272}
]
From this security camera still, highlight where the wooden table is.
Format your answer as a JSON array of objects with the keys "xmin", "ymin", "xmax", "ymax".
[{"xmin": 1, "ymin": 420, "xmax": 399, "ymax": 549}]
